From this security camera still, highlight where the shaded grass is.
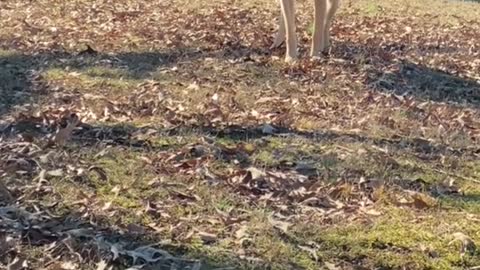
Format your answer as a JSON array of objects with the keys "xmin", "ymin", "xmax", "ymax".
[
  {"xmin": 44, "ymin": 68, "xmax": 141, "ymax": 95},
  {"xmin": 41, "ymin": 125, "xmax": 480, "ymax": 268},
  {"xmin": 1, "ymin": 0, "xmax": 480, "ymax": 269},
  {"xmin": 5, "ymin": 59, "xmax": 480, "ymax": 269}
]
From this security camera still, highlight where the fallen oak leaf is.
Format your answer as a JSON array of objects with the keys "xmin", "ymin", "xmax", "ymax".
[
  {"xmin": 235, "ymin": 225, "xmax": 249, "ymax": 240},
  {"xmin": 47, "ymin": 169, "xmax": 64, "ymax": 177},
  {"xmin": 410, "ymin": 193, "xmax": 434, "ymax": 209},
  {"xmin": 395, "ymin": 191, "xmax": 436, "ymax": 210},
  {"xmin": 78, "ymin": 44, "xmax": 97, "ymax": 56},
  {"xmin": 197, "ymin": 231, "xmax": 218, "ymax": 244},
  {"xmin": 268, "ymin": 215, "xmax": 292, "ymax": 234},
  {"xmin": 359, "ymin": 206, "xmax": 382, "ymax": 217}
]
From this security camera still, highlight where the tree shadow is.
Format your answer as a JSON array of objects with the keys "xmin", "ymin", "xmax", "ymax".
[
  {"xmin": 1, "ymin": 56, "xmax": 479, "ymax": 270},
  {"xmin": 0, "ymin": 53, "xmax": 37, "ymax": 116},
  {"xmin": 0, "ymin": 197, "xmax": 272, "ymax": 269},
  {"xmin": 437, "ymin": 191, "xmax": 480, "ymax": 211},
  {"xmin": 2, "ymin": 118, "xmax": 480, "ymax": 269},
  {"xmin": 2, "ymin": 36, "xmax": 480, "ymax": 121},
  {"xmin": 63, "ymin": 41, "xmax": 480, "ymax": 108},
  {"xmin": 330, "ymin": 41, "xmax": 480, "ymax": 107},
  {"xmin": 366, "ymin": 60, "xmax": 480, "ymax": 106}
]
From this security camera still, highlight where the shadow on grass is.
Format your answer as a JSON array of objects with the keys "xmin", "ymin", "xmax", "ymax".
[
  {"xmin": 367, "ymin": 60, "xmax": 480, "ymax": 106},
  {"xmin": 2, "ymin": 38, "xmax": 480, "ymax": 124},
  {"xmin": 0, "ymin": 53, "xmax": 37, "ymax": 116},
  {"xmin": 57, "ymin": 44, "xmax": 480, "ymax": 111},
  {"xmin": 3, "ymin": 119, "xmax": 480, "ymax": 268},
  {"xmin": 0, "ymin": 4, "xmax": 479, "ymax": 270},
  {"xmin": 0, "ymin": 200, "xmax": 273, "ymax": 270},
  {"xmin": 64, "ymin": 122, "xmax": 475, "ymax": 157},
  {"xmin": 438, "ymin": 192, "xmax": 480, "ymax": 212}
]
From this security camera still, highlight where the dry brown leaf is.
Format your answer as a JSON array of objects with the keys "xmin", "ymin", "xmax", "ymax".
[
  {"xmin": 298, "ymin": 244, "xmax": 319, "ymax": 262},
  {"xmin": 449, "ymin": 232, "xmax": 476, "ymax": 256},
  {"xmin": 235, "ymin": 225, "xmax": 249, "ymax": 239},
  {"xmin": 47, "ymin": 169, "xmax": 64, "ymax": 177},
  {"xmin": 324, "ymin": 261, "xmax": 341, "ymax": 270},
  {"xmin": 198, "ymin": 231, "xmax": 218, "ymax": 243},
  {"xmin": 268, "ymin": 215, "xmax": 292, "ymax": 234},
  {"xmin": 410, "ymin": 192, "xmax": 436, "ymax": 209},
  {"xmin": 7, "ymin": 257, "xmax": 28, "ymax": 270},
  {"xmin": 360, "ymin": 207, "xmax": 382, "ymax": 217},
  {"xmin": 96, "ymin": 260, "xmax": 110, "ymax": 270},
  {"xmin": 59, "ymin": 262, "xmax": 78, "ymax": 270}
]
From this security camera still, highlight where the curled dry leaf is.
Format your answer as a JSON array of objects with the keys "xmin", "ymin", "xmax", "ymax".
[
  {"xmin": 47, "ymin": 168, "xmax": 64, "ymax": 177},
  {"xmin": 89, "ymin": 166, "xmax": 108, "ymax": 181},
  {"xmin": 359, "ymin": 206, "xmax": 382, "ymax": 217},
  {"xmin": 235, "ymin": 225, "xmax": 249, "ymax": 240},
  {"xmin": 298, "ymin": 244, "xmax": 319, "ymax": 262},
  {"xmin": 60, "ymin": 262, "xmax": 78, "ymax": 270},
  {"xmin": 7, "ymin": 257, "xmax": 28, "ymax": 270},
  {"xmin": 412, "ymin": 192, "xmax": 437, "ymax": 209},
  {"xmin": 268, "ymin": 215, "xmax": 292, "ymax": 234},
  {"xmin": 449, "ymin": 232, "xmax": 476, "ymax": 256},
  {"xmin": 198, "ymin": 231, "xmax": 218, "ymax": 243},
  {"xmin": 96, "ymin": 260, "xmax": 110, "ymax": 270},
  {"xmin": 395, "ymin": 191, "xmax": 437, "ymax": 210},
  {"xmin": 324, "ymin": 261, "xmax": 341, "ymax": 270}
]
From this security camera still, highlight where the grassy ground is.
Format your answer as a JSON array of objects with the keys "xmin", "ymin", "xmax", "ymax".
[{"xmin": 1, "ymin": 0, "xmax": 480, "ymax": 269}]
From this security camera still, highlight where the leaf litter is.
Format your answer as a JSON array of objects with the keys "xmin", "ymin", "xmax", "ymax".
[{"xmin": 0, "ymin": 0, "xmax": 480, "ymax": 269}]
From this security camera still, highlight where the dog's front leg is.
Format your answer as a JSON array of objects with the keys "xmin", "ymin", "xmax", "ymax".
[
  {"xmin": 323, "ymin": 0, "xmax": 340, "ymax": 50},
  {"xmin": 310, "ymin": 0, "xmax": 327, "ymax": 57},
  {"xmin": 279, "ymin": 0, "xmax": 297, "ymax": 62}
]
